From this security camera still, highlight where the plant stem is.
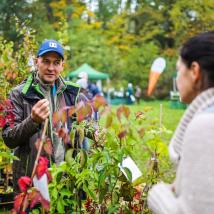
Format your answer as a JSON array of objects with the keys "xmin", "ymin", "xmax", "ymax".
[
  {"xmin": 21, "ymin": 118, "xmax": 49, "ymax": 212},
  {"xmin": 31, "ymin": 118, "xmax": 49, "ymax": 180}
]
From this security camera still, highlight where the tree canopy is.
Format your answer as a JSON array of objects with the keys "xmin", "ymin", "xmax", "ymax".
[{"xmin": 0, "ymin": 0, "xmax": 213, "ymax": 97}]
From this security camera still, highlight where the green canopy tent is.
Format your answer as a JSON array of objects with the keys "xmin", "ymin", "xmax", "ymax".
[{"xmin": 68, "ymin": 63, "xmax": 109, "ymax": 80}]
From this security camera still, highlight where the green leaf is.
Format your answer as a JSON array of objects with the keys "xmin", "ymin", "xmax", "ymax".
[
  {"xmin": 65, "ymin": 149, "xmax": 74, "ymax": 166},
  {"xmin": 108, "ymin": 205, "xmax": 119, "ymax": 214},
  {"xmin": 122, "ymin": 167, "xmax": 132, "ymax": 182},
  {"xmin": 83, "ymin": 183, "xmax": 96, "ymax": 200},
  {"xmin": 77, "ymin": 127, "xmax": 84, "ymax": 147},
  {"xmin": 57, "ymin": 197, "xmax": 65, "ymax": 213},
  {"xmin": 99, "ymin": 186, "xmax": 108, "ymax": 204},
  {"xmin": 80, "ymin": 149, "xmax": 87, "ymax": 168},
  {"xmin": 116, "ymin": 105, "xmax": 130, "ymax": 121},
  {"xmin": 29, "ymin": 208, "xmax": 41, "ymax": 214},
  {"xmin": 70, "ymin": 129, "xmax": 75, "ymax": 148},
  {"xmin": 61, "ymin": 188, "xmax": 72, "ymax": 197},
  {"xmin": 105, "ymin": 114, "xmax": 113, "ymax": 128},
  {"xmin": 98, "ymin": 170, "xmax": 106, "ymax": 189},
  {"xmin": 52, "ymin": 188, "xmax": 58, "ymax": 200}
]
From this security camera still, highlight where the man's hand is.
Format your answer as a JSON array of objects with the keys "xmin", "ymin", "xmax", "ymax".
[{"xmin": 31, "ymin": 99, "xmax": 50, "ymax": 124}]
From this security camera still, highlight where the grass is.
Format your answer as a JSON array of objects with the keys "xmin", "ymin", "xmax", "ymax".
[{"xmin": 127, "ymin": 100, "xmax": 185, "ymax": 132}]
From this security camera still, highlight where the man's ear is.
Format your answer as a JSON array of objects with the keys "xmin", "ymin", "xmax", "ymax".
[
  {"xmin": 34, "ymin": 58, "xmax": 38, "ymax": 67},
  {"xmin": 190, "ymin": 61, "xmax": 201, "ymax": 83}
]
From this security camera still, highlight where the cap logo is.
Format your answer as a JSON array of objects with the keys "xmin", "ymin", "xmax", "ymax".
[{"xmin": 49, "ymin": 42, "xmax": 57, "ymax": 48}]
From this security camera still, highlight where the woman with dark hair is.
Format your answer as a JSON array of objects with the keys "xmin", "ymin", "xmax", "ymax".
[{"xmin": 148, "ymin": 31, "xmax": 214, "ymax": 214}]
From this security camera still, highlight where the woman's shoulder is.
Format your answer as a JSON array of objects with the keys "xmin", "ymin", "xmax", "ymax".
[
  {"xmin": 187, "ymin": 110, "xmax": 214, "ymax": 134},
  {"xmin": 203, "ymin": 105, "xmax": 214, "ymax": 113}
]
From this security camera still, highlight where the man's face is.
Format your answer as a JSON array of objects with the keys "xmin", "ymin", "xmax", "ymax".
[{"xmin": 35, "ymin": 52, "xmax": 64, "ymax": 84}]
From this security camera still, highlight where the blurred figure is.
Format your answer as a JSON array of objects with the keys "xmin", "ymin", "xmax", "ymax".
[
  {"xmin": 78, "ymin": 72, "xmax": 100, "ymax": 120},
  {"xmin": 76, "ymin": 78, "xmax": 92, "ymax": 100},
  {"xmin": 126, "ymin": 83, "xmax": 135, "ymax": 104},
  {"xmin": 148, "ymin": 31, "xmax": 214, "ymax": 214},
  {"xmin": 78, "ymin": 72, "xmax": 100, "ymax": 97},
  {"xmin": 135, "ymin": 85, "xmax": 142, "ymax": 104}
]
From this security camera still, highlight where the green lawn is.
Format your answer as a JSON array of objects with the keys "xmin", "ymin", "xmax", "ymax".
[{"xmin": 127, "ymin": 100, "xmax": 185, "ymax": 132}]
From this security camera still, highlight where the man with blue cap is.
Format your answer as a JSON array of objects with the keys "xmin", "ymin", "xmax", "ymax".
[{"xmin": 2, "ymin": 39, "xmax": 80, "ymax": 194}]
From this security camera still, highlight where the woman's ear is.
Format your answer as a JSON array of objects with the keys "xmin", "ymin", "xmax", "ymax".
[{"xmin": 190, "ymin": 61, "xmax": 201, "ymax": 83}]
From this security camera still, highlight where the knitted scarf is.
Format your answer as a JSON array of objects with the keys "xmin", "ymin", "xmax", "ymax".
[{"xmin": 169, "ymin": 87, "xmax": 214, "ymax": 165}]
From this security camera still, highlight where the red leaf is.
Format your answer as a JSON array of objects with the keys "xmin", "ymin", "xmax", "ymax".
[
  {"xmin": 117, "ymin": 106, "xmax": 130, "ymax": 121},
  {"xmin": 57, "ymin": 127, "xmax": 70, "ymax": 144},
  {"xmin": 4, "ymin": 99, "xmax": 13, "ymax": 108},
  {"xmin": 0, "ymin": 103, "xmax": 4, "ymax": 112},
  {"xmin": 40, "ymin": 196, "xmax": 50, "ymax": 212},
  {"xmin": 99, "ymin": 105, "xmax": 111, "ymax": 117},
  {"xmin": 18, "ymin": 176, "xmax": 31, "ymax": 192},
  {"xmin": 61, "ymin": 110, "xmax": 67, "ymax": 124},
  {"xmin": 93, "ymin": 95, "xmax": 107, "ymax": 111},
  {"xmin": 134, "ymin": 186, "xmax": 142, "ymax": 200},
  {"xmin": 84, "ymin": 197, "xmax": 97, "ymax": 214},
  {"xmin": 76, "ymin": 109, "xmax": 85, "ymax": 122},
  {"xmin": 36, "ymin": 157, "xmax": 49, "ymax": 179},
  {"xmin": 0, "ymin": 99, "xmax": 15, "ymax": 127},
  {"xmin": 135, "ymin": 111, "xmax": 144, "ymax": 120},
  {"xmin": 14, "ymin": 193, "xmax": 25, "ymax": 212},
  {"xmin": 28, "ymin": 189, "xmax": 42, "ymax": 209},
  {"xmin": 138, "ymin": 128, "xmax": 145, "ymax": 138},
  {"xmin": 76, "ymin": 103, "xmax": 93, "ymax": 122},
  {"xmin": 46, "ymin": 170, "xmax": 52, "ymax": 182},
  {"xmin": 10, "ymin": 208, "xmax": 17, "ymax": 214},
  {"xmin": 34, "ymin": 138, "xmax": 41, "ymax": 151},
  {"xmin": 57, "ymin": 127, "xmax": 67, "ymax": 138},
  {"xmin": 6, "ymin": 112, "xmax": 16, "ymax": 127},
  {"xmin": 52, "ymin": 111, "xmax": 60, "ymax": 127},
  {"xmin": 85, "ymin": 102, "xmax": 93, "ymax": 117},
  {"xmin": 44, "ymin": 138, "xmax": 53, "ymax": 155},
  {"xmin": 64, "ymin": 133, "xmax": 70, "ymax": 145},
  {"xmin": 28, "ymin": 189, "xmax": 50, "ymax": 212},
  {"xmin": 68, "ymin": 106, "xmax": 75, "ymax": 117},
  {"xmin": 118, "ymin": 130, "xmax": 127, "ymax": 139},
  {"xmin": 0, "ymin": 115, "xmax": 6, "ymax": 127},
  {"xmin": 85, "ymin": 198, "xmax": 92, "ymax": 212}
]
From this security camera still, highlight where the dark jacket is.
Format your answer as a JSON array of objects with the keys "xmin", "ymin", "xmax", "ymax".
[{"xmin": 2, "ymin": 72, "xmax": 80, "ymax": 193}]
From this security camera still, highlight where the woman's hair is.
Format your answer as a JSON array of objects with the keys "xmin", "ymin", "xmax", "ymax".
[{"xmin": 180, "ymin": 31, "xmax": 214, "ymax": 89}]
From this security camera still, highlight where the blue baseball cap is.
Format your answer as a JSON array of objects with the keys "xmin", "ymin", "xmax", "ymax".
[{"xmin": 37, "ymin": 39, "xmax": 64, "ymax": 59}]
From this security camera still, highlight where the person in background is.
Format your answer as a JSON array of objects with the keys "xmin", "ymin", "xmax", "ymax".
[
  {"xmin": 148, "ymin": 31, "xmax": 214, "ymax": 214},
  {"xmin": 78, "ymin": 72, "xmax": 100, "ymax": 120},
  {"xmin": 76, "ymin": 78, "xmax": 91, "ymax": 100},
  {"xmin": 135, "ymin": 85, "xmax": 142, "ymax": 104},
  {"xmin": 126, "ymin": 83, "xmax": 135, "ymax": 104},
  {"xmin": 2, "ymin": 40, "xmax": 80, "ymax": 194},
  {"xmin": 78, "ymin": 71, "xmax": 100, "ymax": 98}
]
